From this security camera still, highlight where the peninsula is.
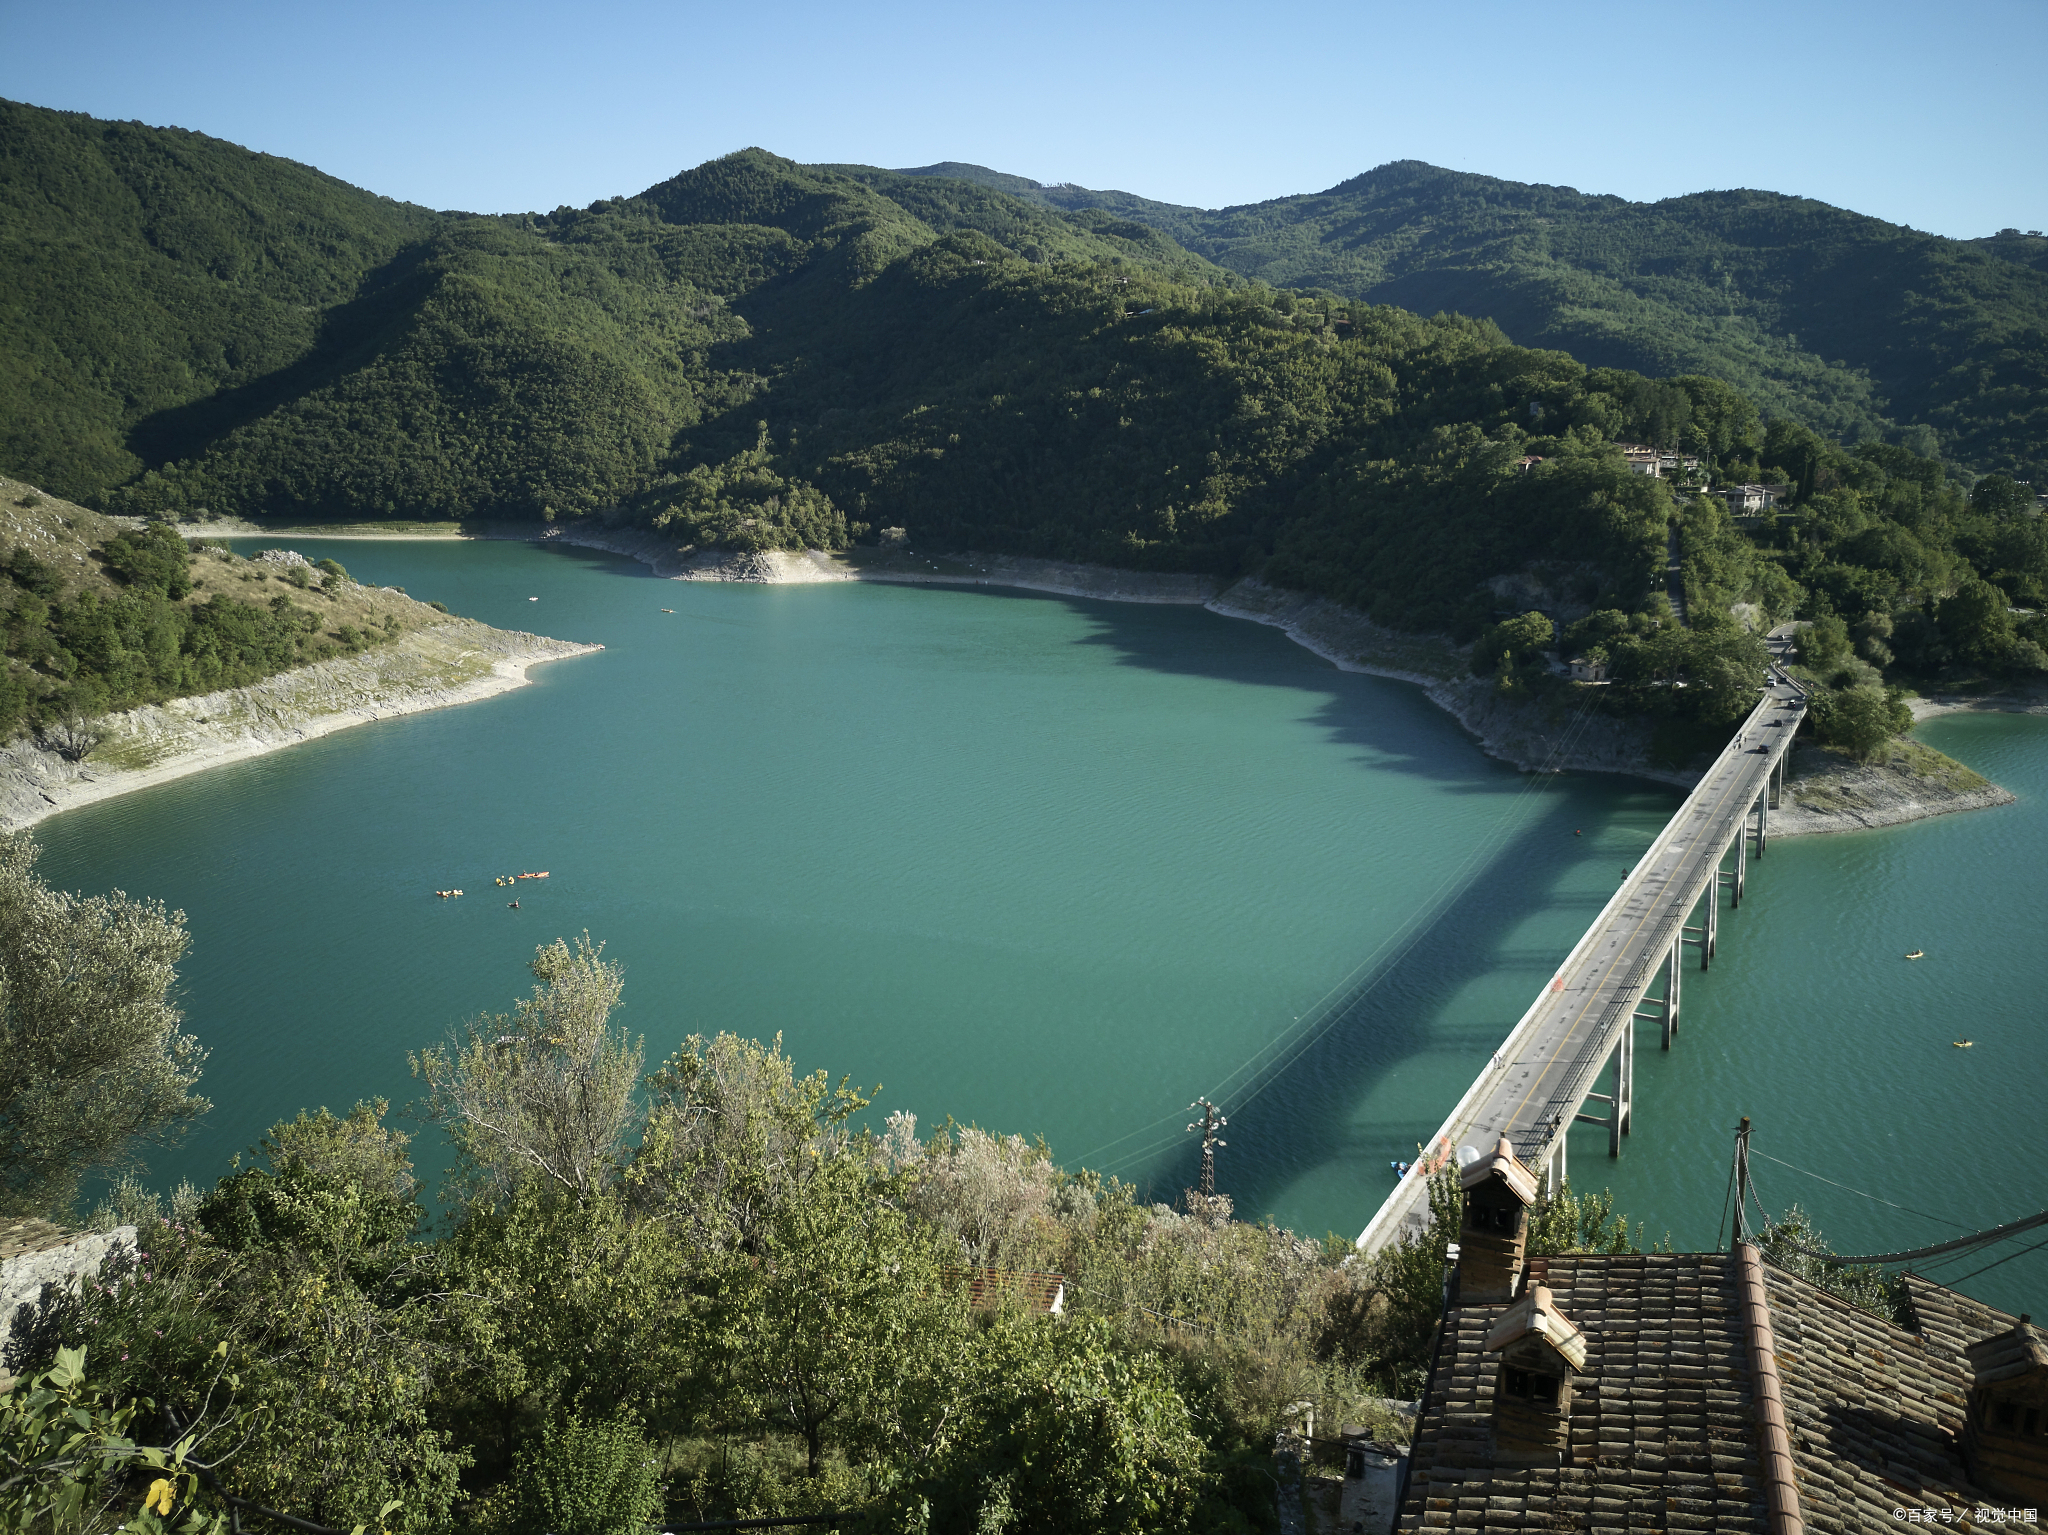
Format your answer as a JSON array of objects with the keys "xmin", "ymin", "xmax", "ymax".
[{"xmin": 0, "ymin": 477, "xmax": 598, "ymax": 829}]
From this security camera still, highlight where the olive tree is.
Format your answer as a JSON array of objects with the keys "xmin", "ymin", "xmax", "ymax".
[
  {"xmin": 411, "ymin": 935, "xmax": 641, "ymax": 1208},
  {"xmin": 0, "ymin": 834, "xmax": 207, "ymax": 1216},
  {"xmin": 630, "ymin": 1034, "xmax": 964, "ymax": 1479}
]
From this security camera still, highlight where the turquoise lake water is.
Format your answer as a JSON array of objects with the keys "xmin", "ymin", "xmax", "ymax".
[{"xmin": 32, "ymin": 538, "xmax": 2047, "ymax": 1315}]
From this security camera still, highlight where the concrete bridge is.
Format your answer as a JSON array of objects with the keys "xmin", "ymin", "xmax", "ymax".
[{"xmin": 1356, "ymin": 640, "xmax": 1808, "ymax": 1256}]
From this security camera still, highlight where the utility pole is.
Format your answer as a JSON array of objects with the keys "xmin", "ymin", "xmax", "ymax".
[
  {"xmin": 1187, "ymin": 1098, "xmax": 1228, "ymax": 1198},
  {"xmin": 1733, "ymin": 1116, "xmax": 1753, "ymax": 1248}
]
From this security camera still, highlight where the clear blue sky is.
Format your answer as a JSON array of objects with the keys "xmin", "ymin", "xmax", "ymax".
[{"xmin": 3, "ymin": 0, "xmax": 2042, "ymax": 238}]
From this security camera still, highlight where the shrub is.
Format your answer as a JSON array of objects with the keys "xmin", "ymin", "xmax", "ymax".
[{"xmin": 509, "ymin": 1408, "xmax": 662, "ymax": 1535}]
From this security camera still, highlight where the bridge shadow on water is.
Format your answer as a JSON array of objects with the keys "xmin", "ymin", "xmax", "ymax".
[
  {"xmin": 500, "ymin": 561, "xmax": 1672, "ymax": 1226},
  {"xmin": 1031, "ymin": 588, "xmax": 1679, "ymax": 1225}
]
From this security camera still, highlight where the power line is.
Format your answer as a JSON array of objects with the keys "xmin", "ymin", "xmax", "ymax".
[
  {"xmin": 1076, "ymin": 680, "xmax": 1610, "ymax": 1177},
  {"xmin": 1792, "ymin": 1209, "xmax": 2048, "ymax": 1268},
  {"xmin": 1937, "ymin": 1233, "xmax": 2048, "ymax": 1289},
  {"xmin": 1735, "ymin": 1130, "xmax": 2048, "ymax": 1271},
  {"xmin": 1748, "ymin": 1150, "xmax": 1968, "ymax": 1233}
]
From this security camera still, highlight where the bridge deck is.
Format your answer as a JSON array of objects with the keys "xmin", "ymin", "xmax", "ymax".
[{"xmin": 1356, "ymin": 650, "xmax": 1807, "ymax": 1255}]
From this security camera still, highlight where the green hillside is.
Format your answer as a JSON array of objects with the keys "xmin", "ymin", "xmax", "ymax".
[
  {"xmin": 6, "ymin": 101, "xmax": 2048, "ymax": 730},
  {"xmin": 911, "ymin": 159, "xmax": 2048, "ymax": 484},
  {"xmin": 0, "ymin": 99, "xmax": 438, "ymax": 500}
]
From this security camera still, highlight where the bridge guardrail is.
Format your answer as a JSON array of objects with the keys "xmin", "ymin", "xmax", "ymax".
[
  {"xmin": 1516, "ymin": 696, "xmax": 1804, "ymax": 1162},
  {"xmin": 1355, "ymin": 680, "xmax": 1802, "ymax": 1255}
]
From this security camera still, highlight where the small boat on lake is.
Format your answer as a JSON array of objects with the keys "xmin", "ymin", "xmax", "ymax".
[
  {"xmin": 1954, "ymin": 1040, "xmax": 1973, "ymax": 1048},
  {"xmin": 1906, "ymin": 950, "xmax": 1925, "ymax": 959}
]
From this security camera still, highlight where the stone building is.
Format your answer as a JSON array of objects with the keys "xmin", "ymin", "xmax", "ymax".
[{"xmin": 1396, "ymin": 1241, "xmax": 2043, "ymax": 1530}]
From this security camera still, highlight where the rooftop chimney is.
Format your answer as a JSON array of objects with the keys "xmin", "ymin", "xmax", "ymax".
[{"xmin": 1459, "ymin": 1135, "xmax": 1539, "ymax": 1302}]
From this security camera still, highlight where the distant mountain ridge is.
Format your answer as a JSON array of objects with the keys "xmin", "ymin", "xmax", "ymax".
[{"xmin": 857, "ymin": 158, "xmax": 2047, "ymax": 484}]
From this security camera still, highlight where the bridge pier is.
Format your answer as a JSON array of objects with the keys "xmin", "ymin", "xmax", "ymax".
[
  {"xmin": 1632, "ymin": 937, "xmax": 1679, "ymax": 1050},
  {"xmin": 1575, "ymin": 1018, "xmax": 1636, "ymax": 1158},
  {"xmin": 1666, "ymin": 935, "xmax": 1681, "ymax": 1042},
  {"xmin": 1682, "ymin": 887, "xmax": 1716, "ymax": 970}
]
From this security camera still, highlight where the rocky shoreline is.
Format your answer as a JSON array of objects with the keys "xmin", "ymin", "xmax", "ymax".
[
  {"xmin": 190, "ymin": 522, "xmax": 2022, "ymax": 837},
  {"xmin": 0, "ymin": 619, "xmax": 599, "ymax": 831},
  {"xmin": 1768, "ymin": 738, "xmax": 2016, "ymax": 837}
]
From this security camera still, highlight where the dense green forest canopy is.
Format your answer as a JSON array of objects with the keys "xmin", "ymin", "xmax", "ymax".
[
  {"xmin": 906, "ymin": 158, "xmax": 2048, "ymax": 485},
  {"xmin": 0, "ymin": 100, "xmax": 438, "ymax": 496},
  {"xmin": 5, "ymin": 99, "xmax": 2046, "ymax": 731}
]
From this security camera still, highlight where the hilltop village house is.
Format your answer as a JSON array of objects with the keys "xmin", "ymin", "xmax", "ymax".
[
  {"xmin": 1614, "ymin": 443, "xmax": 1704, "ymax": 479},
  {"xmin": 1718, "ymin": 483, "xmax": 1788, "ymax": 517},
  {"xmin": 1566, "ymin": 654, "xmax": 1610, "ymax": 683},
  {"xmin": 1391, "ymin": 1140, "xmax": 2045, "ymax": 1531}
]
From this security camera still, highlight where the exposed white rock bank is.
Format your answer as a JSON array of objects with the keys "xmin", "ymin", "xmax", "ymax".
[{"xmin": 0, "ymin": 619, "xmax": 600, "ymax": 830}]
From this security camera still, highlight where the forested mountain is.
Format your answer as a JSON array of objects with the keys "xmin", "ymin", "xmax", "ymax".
[
  {"xmin": 888, "ymin": 159, "xmax": 2048, "ymax": 484},
  {"xmin": 0, "ymin": 100, "xmax": 438, "ymax": 496},
  {"xmin": 6, "ymin": 99, "xmax": 2048, "ymax": 734}
]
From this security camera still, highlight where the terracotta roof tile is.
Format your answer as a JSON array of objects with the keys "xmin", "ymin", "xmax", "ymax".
[{"xmin": 1397, "ymin": 1253, "xmax": 2035, "ymax": 1532}]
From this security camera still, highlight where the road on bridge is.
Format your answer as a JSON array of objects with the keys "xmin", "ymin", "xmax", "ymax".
[{"xmin": 1358, "ymin": 636, "xmax": 1807, "ymax": 1253}]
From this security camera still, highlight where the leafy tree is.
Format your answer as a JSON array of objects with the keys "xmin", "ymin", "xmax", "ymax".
[
  {"xmin": 630, "ymin": 1031, "xmax": 870, "ymax": 1251},
  {"xmin": 1757, "ymin": 1204, "xmax": 1901, "ymax": 1321},
  {"xmin": 0, "ymin": 834, "xmax": 206, "ymax": 1216},
  {"xmin": 1673, "ymin": 625, "xmax": 1771, "ymax": 724},
  {"xmin": 19, "ymin": 1105, "xmax": 468, "ymax": 1534},
  {"xmin": 96, "ymin": 524, "xmax": 194, "ymax": 599},
  {"xmin": 187, "ymin": 1104, "xmax": 471, "ymax": 1532},
  {"xmin": 1470, "ymin": 611, "xmax": 1553, "ymax": 676},
  {"xmin": 1334, "ymin": 1162, "xmax": 1462, "ymax": 1395},
  {"xmin": 1937, "ymin": 577, "xmax": 2019, "ymax": 668},
  {"xmin": 1526, "ymin": 1182, "xmax": 1646, "ymax": 1256},
  {"xmin": 1969, "ymin": 474, "xmax": 2036, "ymax": 521},
  {"xmin": 445, "ymin": 1186, "xmax": 694, "ymax": 1479},
  {"xmin": 632, "ymin": 1033, "xmax": 961, "ymax": 1479},
  {"xmin": 410, "ymin": 936, "xmax": 641, "ymax": 1209},
  {"xmin": 0, "ymin": 1344, "xmax": 238, "ymax": 1535},
  {"xmin": 647, "ymin": 428, "xmax": 850, "ymax": 553},
  {"xmin": 1796, "ymin": 616, "xmax": 1852, "ymax": 673},
  {"xmin": 1810, "ymin": 684, "xmax": 1911, "ymax": 759},
  {"xmin": 712, "ymin": 1142, "xmax": 958, "ymax": 1478}
]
